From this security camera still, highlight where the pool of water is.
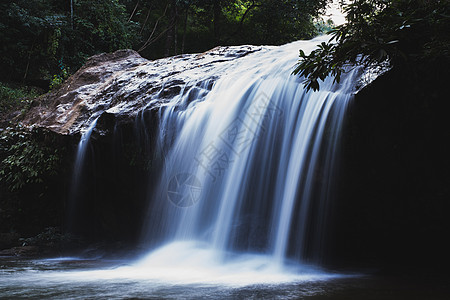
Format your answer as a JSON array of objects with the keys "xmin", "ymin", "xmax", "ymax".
[{"xmin": 1, "ymin": 256, "xmax": 449, "ymax": 299}]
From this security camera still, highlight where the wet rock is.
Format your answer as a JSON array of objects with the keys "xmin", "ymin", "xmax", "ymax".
[
  {"xmin": 0, "ymin": 232, "xmax": 20, "ymax": 250},
  {"xmin": 21, "ymin": 46, "xmax": 265, "ymax": 135},
  {"xmin": 0, "ymin": 245, "xmax": 39, "ymax": 257}
]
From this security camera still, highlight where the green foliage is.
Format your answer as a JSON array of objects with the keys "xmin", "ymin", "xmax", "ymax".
[
  {"xmin": 0, "ymin": 82, "xmax": 40, "ymax": 115},
  {"xmin": 70, "ymin": 0, "xmax": 137, "ymax": 53},
  {"xmin": 0, "ymin": 0, "xmax": 136, "ymax": 87},
  {"xmin": 294, "ymin": 0, "xmax": 450, "ymax": 91},
  {"xmin": 0, "ymin": 126, "xmax": 61, "ymax": 192},
  {"xmin": 0, "ymin": 1, "xmax": 66, "ymax": 82},
  {"xmin": 49, "ymin": 64, "xmax": 70, "ymax": 91},
  {"xmin": 49, "ymin": 75, "xmax": 64, "ymax": 91},
  {"xmin": 0, "ymin": 0, "xmax": 332, "ymax": 89},
  {"xmin": 132, "ymin": 0, "xmax": 331, "ymax": 58},
  {"xmin": 237, "ymin": 0, "xmax": 330, "ymax": 44}
]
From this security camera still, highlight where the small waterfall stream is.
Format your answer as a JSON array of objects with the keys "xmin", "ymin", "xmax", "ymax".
[{"xmin": 67, "ymin": 116, "xmax": 99, "ymax": 232}]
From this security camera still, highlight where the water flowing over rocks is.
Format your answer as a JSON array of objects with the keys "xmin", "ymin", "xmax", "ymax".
[
  {"xmin": 16, "ymin": 37, "xmax": 360, "ymax": 264},
  {"xmin": 3, "ymin": 38, "xmax": 448, "ymax": 273},
  {"xmin": 22, "ymin": 46, "xmax": 265, "ymax": 135}
]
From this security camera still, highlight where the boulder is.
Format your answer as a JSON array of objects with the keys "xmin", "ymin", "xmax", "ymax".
[{"xmin": 21, "ymin": 46, "xmax": 265, "ymax": 135}]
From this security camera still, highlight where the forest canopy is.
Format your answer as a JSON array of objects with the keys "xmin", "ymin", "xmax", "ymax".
[{"xmin": 0, "ymin": 0, "xmax": 332, "ymax": 89}]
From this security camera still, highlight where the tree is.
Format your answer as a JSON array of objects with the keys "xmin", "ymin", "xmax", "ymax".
[
  {"xmin": 66, "ymin": 0, "xmax": 136, "ymax": 67},
  {"xmin": 0, "ymin": 0, "xmax": 135, "ymax": 87},
  {"xmin": 0, "ymin": 0, "xmax": 61, "ymax": 83},
  {"xmin": 235, "ymin": 0, "xmax": 330, "ymax": 45},
  {"xmin": 0, "ymin": 0, "xmax": 332, "ymax": 89},
  {"xmin": 133, "ymin": 0, "xmax": 331, "ymax": 59},
  {"xmin": 293, "ymin": 0, "xmax": 450, "ymax": 91}
]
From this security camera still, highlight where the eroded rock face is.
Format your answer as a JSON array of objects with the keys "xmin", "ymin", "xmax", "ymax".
[{"xmin": 22, "ymin": 46, "xmax": 265, "ymax": 135}]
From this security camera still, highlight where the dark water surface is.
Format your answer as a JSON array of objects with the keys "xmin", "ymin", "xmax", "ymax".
[{"xmin": 1, "ymin": 257, "xmax": 449, "ymax": 299}]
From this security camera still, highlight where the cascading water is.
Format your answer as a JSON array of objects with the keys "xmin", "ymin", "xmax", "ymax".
[
  {"xmin": 135, "ymin": 36, "xmax": 361, "ymax": 281},
  {"xmin": 67, "ymin": 116, "xmax": 99, "ymax": 233},
  {"xmin": 0, "ymin": 37, "xmax": 365, "ymax": 298}
]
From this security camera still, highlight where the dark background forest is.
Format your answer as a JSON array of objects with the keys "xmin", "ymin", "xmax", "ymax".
[{"xmin": 0, "ymin": 0, "xmax": 331, "ymax": 105}]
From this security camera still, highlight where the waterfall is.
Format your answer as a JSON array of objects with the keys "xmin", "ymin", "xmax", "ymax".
[
  {"xmin": 67, "ymin": 116, "xmax": 99, "ymax": 233},
  {"xmin": 136, "ymin": 35, "xmax": 361, "ymax": 276}
]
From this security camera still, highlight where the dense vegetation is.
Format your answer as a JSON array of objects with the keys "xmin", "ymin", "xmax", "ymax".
[
  {"xmin": 0, "ymin": 83, "xmax": 40, "ymax": 117},
  {"xmin": 0, "ymin": 126, "xmax": 70, "ymax": 240},
  {"xmin": 0, "ymin": 0, "xmax": 331, "ymax": 91},
  {"xmin": 294, "ymin": 0, "xmax": 450, "ymax": 91}
]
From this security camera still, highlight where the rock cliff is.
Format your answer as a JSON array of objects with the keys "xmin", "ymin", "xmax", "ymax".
[{"xmin": 22, "ymin": 46, "xmax": 265, "ymax": 135}]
